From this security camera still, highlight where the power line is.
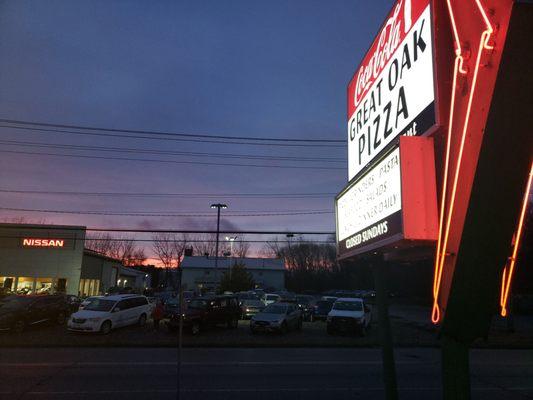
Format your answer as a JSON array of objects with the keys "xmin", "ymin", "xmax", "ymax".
[
  {"xmin": 0, "ymin": 124, "xmax": 345, "ymax": 148},
  {"xmin": 0, "ymin": 225, "xmax": 335, "ymax": 235},
  {"xmin": 0, "ymin": 139, "xmax": 346, "ymax": 163},
  {"xmin": 0, "ymin": 118, "xmax": 345, "ymax": 143},
  {"xmin": 0, "ymin": 235, "xmax": 335, "ymax": 244},
  {"xmin": 0, "ymin": 189, "xmax": 337, "ymax": 198},
  {"xmin": 0, "ymin": 149, "xmax": 345, "ymax": 170},
  {"xmin": 0, "ymin": 206, "xmax": 334, "ymax": 217}
]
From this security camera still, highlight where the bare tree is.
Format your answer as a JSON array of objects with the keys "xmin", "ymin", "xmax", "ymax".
[
  {"xmin": 172, "ymin": 234, "xmax": 189, "ymax": 268},
  {"xmin": 234, "ymin": 238, "xmax": 250, "ymax": 258},
  {"xmin": 151, "ymin": 233, "xmax": 178, "ymax": 269},
  {"xmin": 192, "ymin": 233, "xmax": 218, "ymax": 257},
  {"xmin": 85, "ymin": 233, "xmax": 146, "ymax": 266}
]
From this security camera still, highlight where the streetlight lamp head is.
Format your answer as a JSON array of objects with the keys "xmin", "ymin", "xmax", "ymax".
[{"xmin": 210, "ymin": 203, "xmax": 228, "ymax": 209}]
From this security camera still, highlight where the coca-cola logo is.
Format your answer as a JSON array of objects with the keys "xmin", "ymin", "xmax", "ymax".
[{"xmin": 353, "ymin": 0, "xmax": 412, "ymax": 109}]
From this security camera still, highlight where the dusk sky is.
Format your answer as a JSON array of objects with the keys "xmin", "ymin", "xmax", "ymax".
[{"xmin": 0, "ymin": 0, "xmax": 395, "ymax": 259}]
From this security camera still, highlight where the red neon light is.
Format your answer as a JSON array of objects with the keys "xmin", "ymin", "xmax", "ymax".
[
  {"xmin": 499, "ymin": 162, "xmax": 533, "ymax": 317},
  {"xmin": 432, "ymin": 0, "xmax": 494, "ymax": 323},
  {"xmin": 22, "ymin": 238, "xmax": 65, "ymax": 247}
]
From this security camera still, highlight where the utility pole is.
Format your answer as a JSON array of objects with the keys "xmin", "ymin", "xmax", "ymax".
[
  {"xmin": 176, "ymin": 267, "xmax": 183, "ymax": 400},
  {"xmin": 371, "ymin": 254, "xmax": 398, "ymax": 400},
  {"xmin": 210, "ymin": 203, "xmax": 227, "ymax": 292},
  {"xmin": 226, "ymin": 236, "xmax": 237, "ymax": 283}
]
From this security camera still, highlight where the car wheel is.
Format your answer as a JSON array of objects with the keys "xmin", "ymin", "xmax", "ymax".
[
  {"xmin": 138, "ymin": 313, "xmax": 147, "ymax": 327},
  {"xmin": 360, "ymin": 325, "xmax": 367, "ymax": 337},
  {"xmin": 227, "ymin": 318, "xmax": 238, "ymax": 329},
  {"xmin": 12, "ymin": 320, "xmax": 25, "ymax": 333},
  {"xmin": 100, "ymin": 320, "xmax": 112, "ymax": 335},
  {"xmin": 191, "ymin": 322, "xmax": 200, "ymax": 335},
  {"xmin": 56, "ymin": 312, "xmax": 66, "ymax": 325}
]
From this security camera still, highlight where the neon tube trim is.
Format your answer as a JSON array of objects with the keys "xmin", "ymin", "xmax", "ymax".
[
  {"xmin": 499, "ymin": 162, "xmax": 533, "ymax": 317},
  {"xmin": 432, "ymin": 0, "xmax": 494, "ymax": 323}
]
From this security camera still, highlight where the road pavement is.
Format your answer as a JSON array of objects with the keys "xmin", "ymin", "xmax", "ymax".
[{"xmin": 0, "ymin": 347, "xmax": 532, "ymax": 400}]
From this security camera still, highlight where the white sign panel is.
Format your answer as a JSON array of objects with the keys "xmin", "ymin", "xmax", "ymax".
[
  {"xmin": 347, "ymin": 4, "xmax": 434, "ymax": 181},
  {"xmin": 337, "ymin": 148, "xmax": 402, "ymax": 252}
]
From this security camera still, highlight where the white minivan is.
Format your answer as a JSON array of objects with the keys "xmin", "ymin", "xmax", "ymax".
[{"xmin": 68, "ymin": 294, "xmax": 150, "ymax": 334}]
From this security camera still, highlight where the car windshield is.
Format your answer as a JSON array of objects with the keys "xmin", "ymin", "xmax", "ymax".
[
  {"xmin": 165, "ymin": 298, "xmax": 179, "ymax": 306},
  {"xmin": 83, "ymin": 299, "xmax": 116, "ymax": 312},
  {"xmin": 188, "ymin": 299, "xmax": 207, "ymax": 309},
  {"xmin": 83, "ymin": 297, "xmax": 100, "ymax": 303},
  {"xmin": 263, "ymin": 304, "xmax": 287, "ymax": 314},
  {"xmin": 333, "ymin": 301, "xmax": 363, "ymax": 311},
  {"xmin": 316, "ymin": 301, "xmax": 333, "ymax": 309}
]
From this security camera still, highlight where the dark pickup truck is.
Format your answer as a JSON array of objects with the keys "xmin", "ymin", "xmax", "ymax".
[{"xmin": 167, "ymin": 295, "xmax": 241, "ymax": 335}]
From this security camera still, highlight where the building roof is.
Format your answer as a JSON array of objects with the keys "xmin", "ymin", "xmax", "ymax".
[
  {"xmin": 180, "ymin": 256, "xmax": 285, "ymax": 271},
  {"xmin": 83, "ymin": 248, "xmax": 123, "ymax": 263}
]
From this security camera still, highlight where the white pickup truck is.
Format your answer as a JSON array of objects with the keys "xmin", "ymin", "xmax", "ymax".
[{"xmin": 326, "ymin": 297, "xmax": 372, "ymax": 336}]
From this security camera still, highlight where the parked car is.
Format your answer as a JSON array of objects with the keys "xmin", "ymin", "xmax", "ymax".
[
  {"xmin": 250, "ymin": 302, "xmax": 302, "ymax": 334},
  {"xmin": 167, "ymin": 295, "xmax": 240, "ymax": 335},
  {"xmin": 0, "ymin": 295, "xmax": 70, "ymax": 333},
  {"xmin": 327, "ymin": 297, "xmax": 371, "ymax": 336},
  {"xmin": 163, "ymin": 297, "xmax": 180, "ymax": 317},
  {"xmin": 78, "ymin": 296, "xmax": 103, "ymax": 310},
  {"xmin": 240, "ymin": 299, "xmax": 265, "ymax": 319},
  {"xmin": 312, "ymin": 299, "xmax": 335, "ymax": 321},
  {"xmin": 68, "ymin": 294, "xmax": 150, "ymax": 334},
  {"xmin": 265, "ymin": 293, "xmax": 280, "ymax": 305}
]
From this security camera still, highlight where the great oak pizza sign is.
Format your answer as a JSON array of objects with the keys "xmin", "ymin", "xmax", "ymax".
[{"xmin": 347, "ymin": 0, "xmax": 436, "ymax": 181}]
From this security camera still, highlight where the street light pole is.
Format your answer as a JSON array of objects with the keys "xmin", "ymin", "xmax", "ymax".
[{"xmin": 210, "ymin": 203, "xmax": 227, "ymax": 291}]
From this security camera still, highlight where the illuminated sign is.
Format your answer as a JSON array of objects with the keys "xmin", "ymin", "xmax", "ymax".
[
  {"xmin": 347, "ymin": 0, "xmax": 435, "ymax": 181},
  {"xmin": 336, "ymin": 137, "xmax": 437, "ymax": 259},
  {"xmin": 22, "ymin": 238, "xmax": 65, "ymax": 247},
  {"xmin": 337, "ymin": 148, "xmax": 402, "ymax": 255}
]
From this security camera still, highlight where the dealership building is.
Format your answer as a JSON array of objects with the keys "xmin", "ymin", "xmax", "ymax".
[
  {"xmin": 180, "ymin": 256, "xmax": 285, "ymax": 292},
  {"xmin": 0, "ymin": 223, "xmax": 147, "ymax": 296}
]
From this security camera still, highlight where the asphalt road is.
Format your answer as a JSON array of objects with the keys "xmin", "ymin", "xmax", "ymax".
[{"xmin": 0, "ymin": 347, "xmax": 532, "ymax": 400}]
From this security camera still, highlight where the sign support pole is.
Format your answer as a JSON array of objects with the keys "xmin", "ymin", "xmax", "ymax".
[
  {"xmin": 372, "ymin": 255, "xmax": 398, "ymax": 400},
  {"xmin": 176, "ymin": 267, "xmax": 183, "ymax": 400},
  {"xmin": 442, "ymin": 335, "xmax": 470, "ymax": 400}
]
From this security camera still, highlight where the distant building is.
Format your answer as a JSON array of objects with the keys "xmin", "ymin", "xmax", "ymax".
[
  {"xmin": 81, "ymin": 250, "xmax": 149, "ymax": 296},
  {"xmin": 180, "ymin": 256, "xmax": 285, "ymax": 292}
]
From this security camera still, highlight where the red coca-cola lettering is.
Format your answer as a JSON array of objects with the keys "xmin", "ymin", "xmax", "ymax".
[{"xmin": 348, "ymin": 0, "xmax": 429, "ymax": 118}]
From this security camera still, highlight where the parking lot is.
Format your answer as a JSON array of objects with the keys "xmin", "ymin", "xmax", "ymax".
[{"xmin": 1, "ymin": 303, "xmax": 531, "ymax": 349}]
